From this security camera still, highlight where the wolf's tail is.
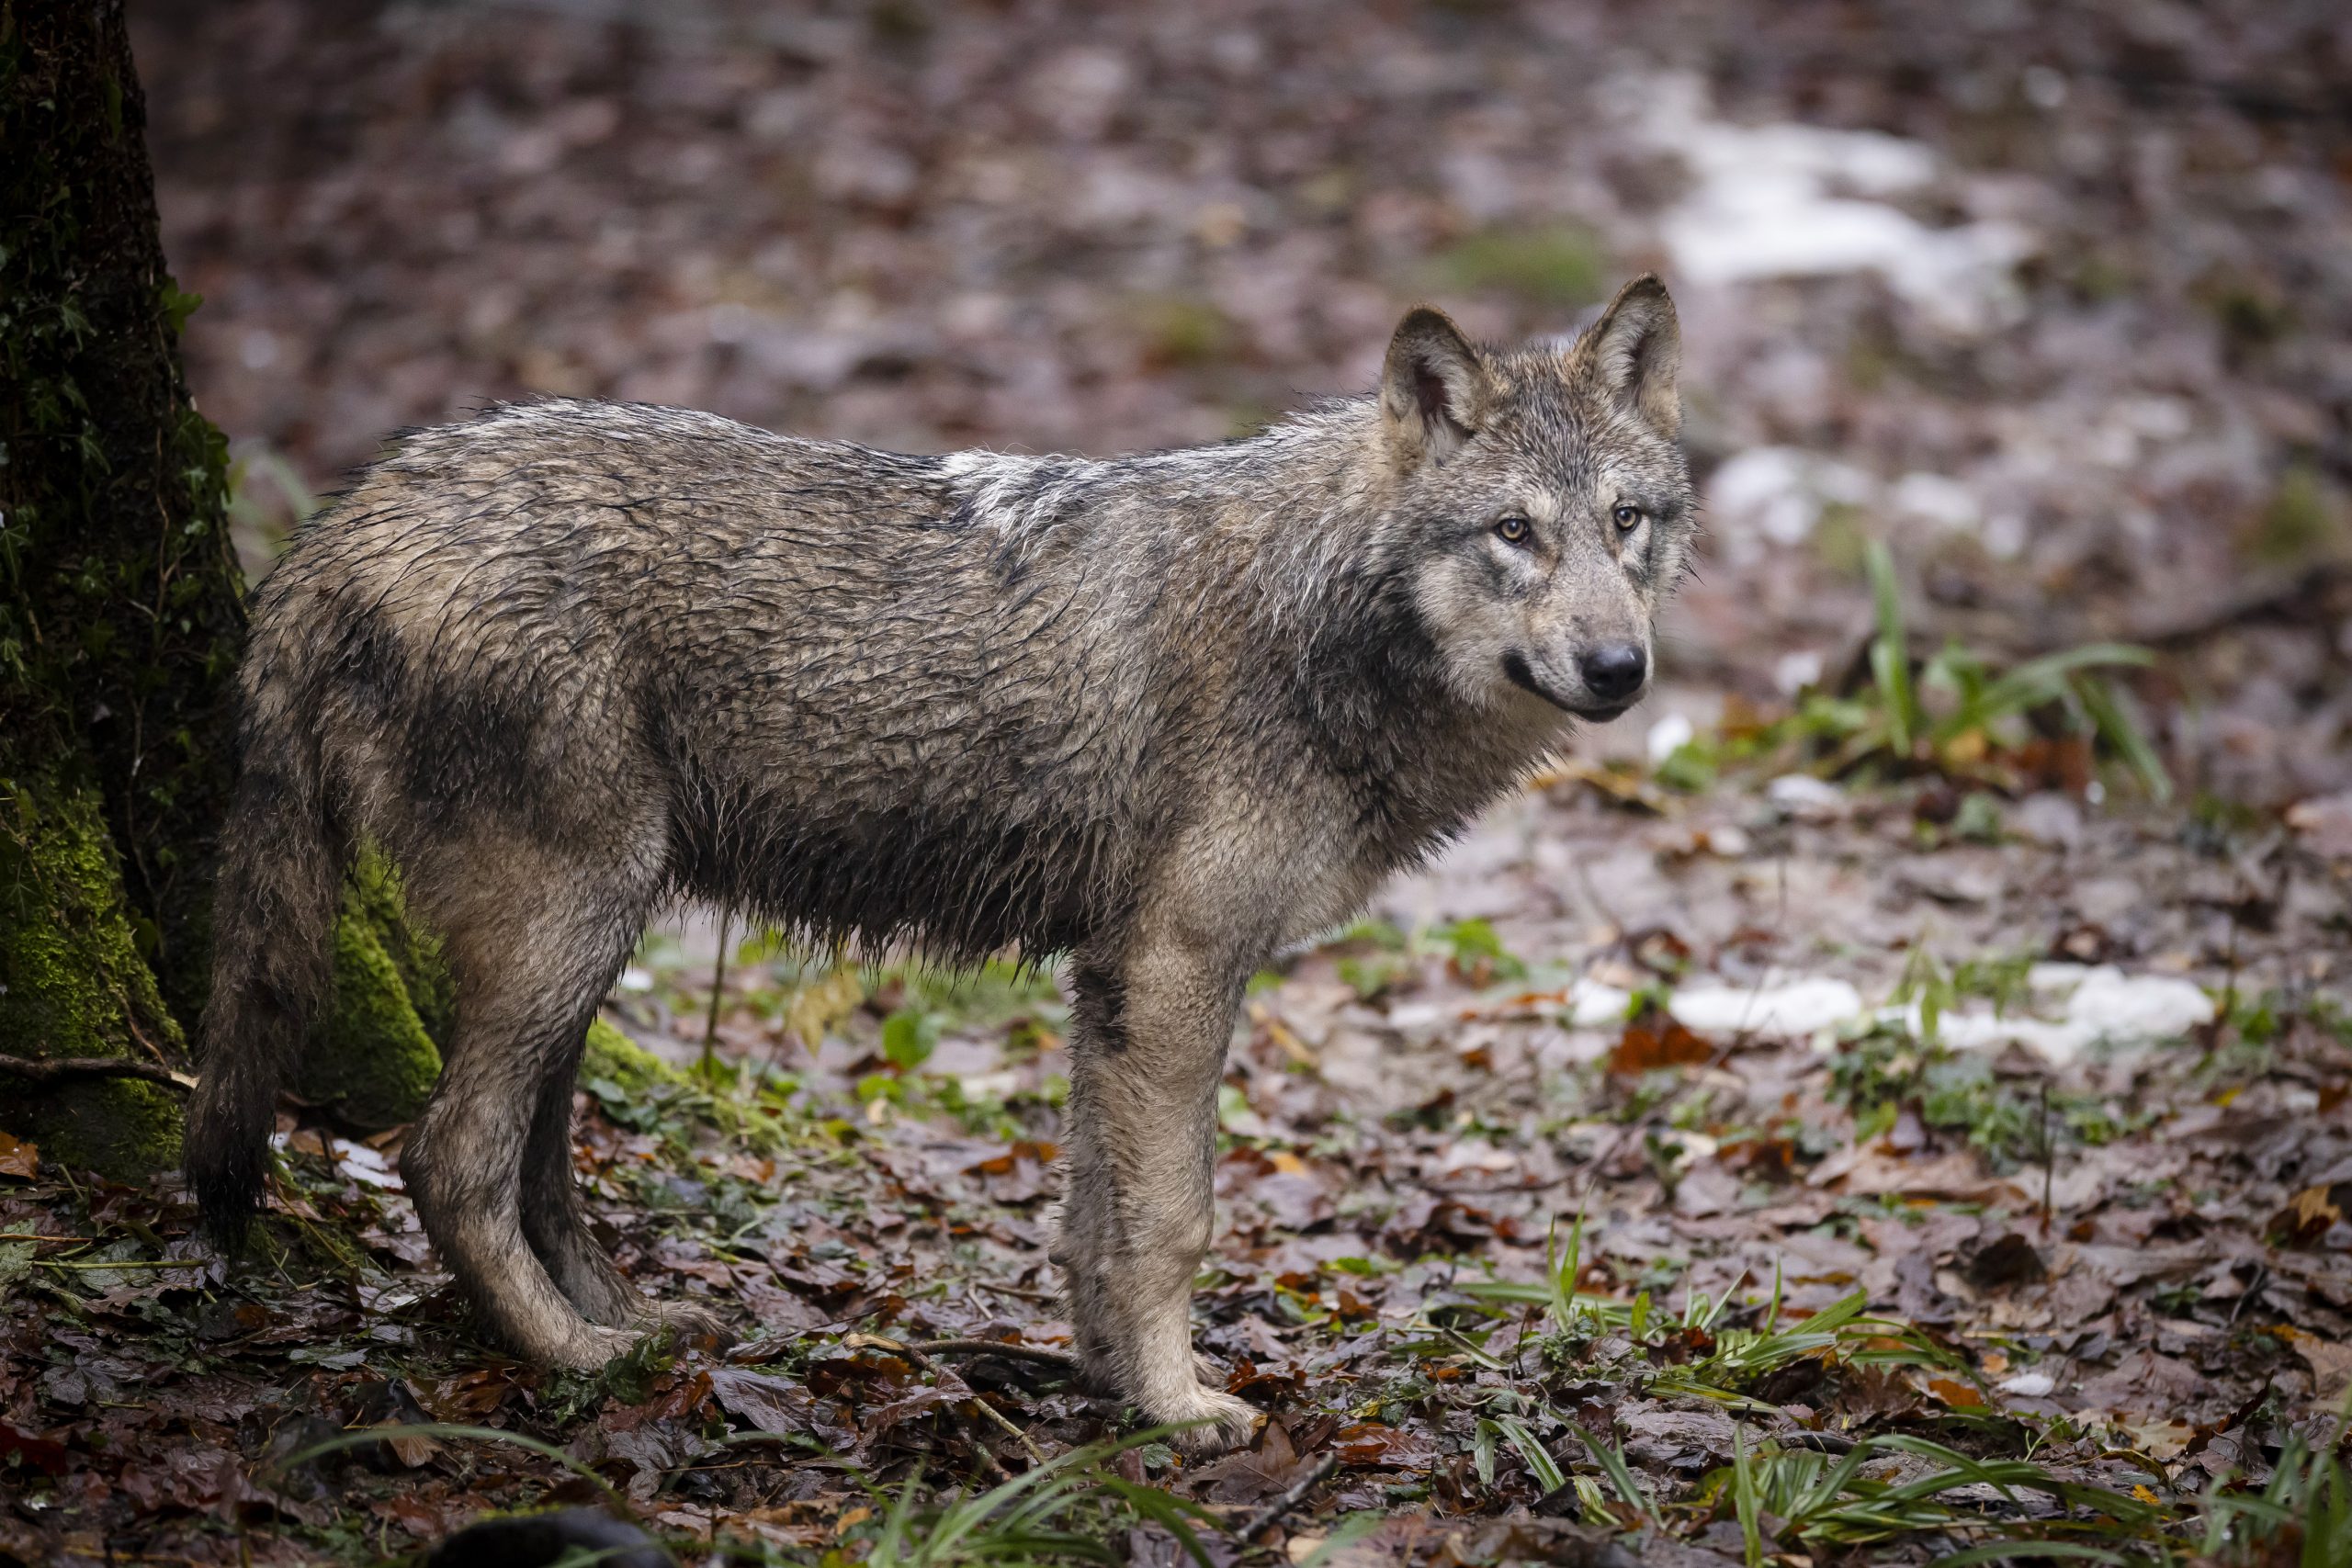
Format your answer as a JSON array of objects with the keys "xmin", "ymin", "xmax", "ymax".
[{"xmin": 186, "ymin": 676, "xmax": 345, "ymax": 1249}]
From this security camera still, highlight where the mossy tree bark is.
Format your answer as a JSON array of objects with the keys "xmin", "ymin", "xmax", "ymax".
[{"xmin": 0, "ymin": 1, "xmax": 446, "ymax": 1176}]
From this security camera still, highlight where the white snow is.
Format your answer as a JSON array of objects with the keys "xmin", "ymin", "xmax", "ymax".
[
  {"xmin": 1646, "ymin": 711, "xmax": 1697, "ymax": 764},
  {"xmin": 1704, "ymin": 446, "xmax": 1876, "ymax": 563},
  {"xmin": 1766, "ymin": 773, "xmax": 1849, "ymax": 817},
  {"xmin": 1634, "ymin": 72, "xmax": 2035, "ymax": 335},
  {"xmin": 1669, "ymin": 976, "xmax": 1866, "ymax": 1039},
  {"xmin": 1923, "ymin": 965, "xmax": 2215, "ymax": 1065}
]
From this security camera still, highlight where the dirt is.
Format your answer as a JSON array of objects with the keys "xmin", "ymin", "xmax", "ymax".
[{"xmin": 6, "ymin": 1, "xmax": 2348, "ymax": 1562}]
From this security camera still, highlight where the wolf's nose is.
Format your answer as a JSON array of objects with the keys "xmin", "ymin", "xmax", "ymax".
[{"xmin": 1579, "ymin": 643, "xmax": 1646, "ymax": 703}]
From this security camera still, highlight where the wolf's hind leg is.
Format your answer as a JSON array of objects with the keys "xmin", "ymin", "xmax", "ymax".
[
  {"xmin": 519, "ymin": 1031, "xmax": 640, "ymax": 1329},
  {"xmin": 401, "ymin": 855, "xmax": 651, "ymax": 1370}
]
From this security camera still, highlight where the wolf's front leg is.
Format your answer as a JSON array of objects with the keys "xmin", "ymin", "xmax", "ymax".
[{"xmin": 1056, "ymin": 939, "xmax": 1261, "ymax": 1455}]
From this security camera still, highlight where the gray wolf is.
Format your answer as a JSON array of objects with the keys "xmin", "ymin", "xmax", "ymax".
[{"xmin": 187, "ymin": 276, "xmax": 1693, "ymax": 1450}]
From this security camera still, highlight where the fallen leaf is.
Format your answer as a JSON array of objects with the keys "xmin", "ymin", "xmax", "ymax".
[
  {"xmin": 1926, "ymin": 1377, "xmax": 1985, "ymax": 1409},
  {"xmin": 1608, "ymin": 1014, "xmax": 1713, "ymax": 1074},
  {"xmin": 0, "ymin": 1132, "xmax": 36, "ymax": 1179},
  {"xmin": 2267, "ymin": 1182, "xmax": 2352, "ymax": 1248}
]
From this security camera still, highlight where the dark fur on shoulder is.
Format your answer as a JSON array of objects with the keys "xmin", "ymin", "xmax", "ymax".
[{"xmin": 187, "ymin": 278, "xmax": 1694, "ymax": 1451}]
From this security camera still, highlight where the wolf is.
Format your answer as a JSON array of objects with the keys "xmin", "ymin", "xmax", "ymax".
[{"xmin": 186, "ymin": 276, "xmax": 1693, "ymax": 1450}]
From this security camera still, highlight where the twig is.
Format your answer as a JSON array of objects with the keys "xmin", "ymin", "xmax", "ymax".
[
  {"xmin": 909, "ymin": 1337, "xmax": 1081, "ymax": 1370},
  {"xmin": 40, "ymin": 1258, "xmax": 209, "ymax": 1270},
  {"xmin": 0, "ymin": 1053, "xmax": 193, "ymax": 1090},
  {"xmin": 2037, "ymin": 1080, "xmax": 2055, "ymax": 1237},
  {"xmin": 702, "ymin": 904, "xmax": 735, "ymax": 1075},
  {"xmin": 850, "ymin": 1333, "xmax": 1051, "ymax": 1468},
  {"xmin": 1230, "ymin": 1453, "xmax": 1338, "ymax": 1544},
  {"xmin": 975, "ymin": 1280, "xmax": 1060, "ymax": 1303}
]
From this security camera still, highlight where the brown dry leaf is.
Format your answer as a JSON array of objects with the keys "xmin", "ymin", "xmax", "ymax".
[
  {"xmin": 374, "ymin": 1419, "xmax": 439, "ymax": 1468},
  {"xmin": 1330, "ymin": 1421, "xmax": 1436, "ymax": 1470},
  {"xmin": 2267, "ymin": 1182, "xmax": 2351, "ymax": 1248},
  {"xmin": 413, "ymin": 1368, "xmax": 514, "ymax": 1421},
  {"xmin": 2277, "ymin": 1326, "xmax": 2352, "ymax": 1410},
  {"xmin": 1191, "ymin": 1417, "xmax": 1311, "ymax": 1504},
  {"xmin": 1815, "ymin": 1144, "xmax": 2024, "ymax": 1204},
  {"xmin": 0, "ymin": 1132, "xmax": 37, "ymax": 1180},
  {"xmin": 1926, "ymin": 1376, "xmax": 1986, "ymax": 1410},
  {"xmin": 1608, "ymin": 1015, "xmax": 1713, "ymax": 1075}
]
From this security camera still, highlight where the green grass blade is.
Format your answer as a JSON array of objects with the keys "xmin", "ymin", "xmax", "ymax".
[
  {"xmin": 1492, "ymin": 1415, "xmax": 1566, "ymax": 1494},
  {"xmin": 1866, "ymin": 540, "xmax": 1918, "ymax": 754},
  {"xmin": 1733, "ymin": 1425, "xmax": 1764, "ymax": 1568},
  {"xmin": 1566, "ymin": 1423, "xmax": 1652, "ymax": 1525},
  {"xmin": 1295, "ymin": 1513, "xmax": 1385, "ymax": 1568},
  {"xmin": 2075, "ymin": 674, "xmax": 2172, "ymax": 802}
]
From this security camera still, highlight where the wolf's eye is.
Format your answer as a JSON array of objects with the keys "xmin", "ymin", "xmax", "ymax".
[
  {"xmin": 1611, "ymin": 503, "xmax": 1644, "ymax": 531},
  {"xmin": 1495, "ymin": 515, "xmax": 1532, "ymax": 545}
]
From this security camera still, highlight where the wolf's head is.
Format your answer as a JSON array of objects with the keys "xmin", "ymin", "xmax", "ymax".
[{"xmin": 1377, "ymin": 276, "xmax": 1693, "ymax": 723}]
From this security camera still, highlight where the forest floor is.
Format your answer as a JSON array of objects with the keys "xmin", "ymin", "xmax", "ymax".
[
  {"xmin": 7, "ymin": 0, "xmax": 2351, "ymax": 1562},
  {"xmin": 5, "ymin": 743, "xmax": 2351, "ymax": 1565}
]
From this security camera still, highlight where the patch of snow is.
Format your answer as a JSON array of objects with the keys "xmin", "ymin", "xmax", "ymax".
[
  {"xmin": 1766, "ymin": 773, "xmax": 1848, "ymax": 818},
  {"xmin": 1773, "ymin": 649, "xmax": 1825, "ymax": 695},
  {"xmin": 1566, "ymin": 979, "xmax": 1632, "ymax": 1029},
  {"xmin": 1928, "ymin": 965, "xmax": 2215, "ymax": 1065},
  {"xmin": 956, "ymin": 1070, "xmax": 1022, "ymax": 1101},
  {"xmin": 1633, "ymin": 72, "xmax": 2035, "ymax": 335},
  {"xmin": 1892, "ymin": 471, "xmax": 1982, "ymax": 533},
  {"xmin": 1705, "ymin": 446, "xmax": 1877, "ymax": 564},
  {"xmin": 2062, "ymin": 967, "xmax": 2214, "ymax": 1040},
  {"xmin": 1646, "ymin": 711, "xmax": 1696, "ymax": 763},
  {"xmin": 1670, "ymin": 976, "xmax": 1865, "ymax": 1039}
]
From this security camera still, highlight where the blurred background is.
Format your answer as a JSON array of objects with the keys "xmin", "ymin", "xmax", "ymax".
[{"xmin": 136, "ymin": 0, "xmax": 2351, "ymax": 807}]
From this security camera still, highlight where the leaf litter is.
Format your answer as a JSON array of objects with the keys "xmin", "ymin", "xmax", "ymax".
[
  {"xmin": 5, "ymin": 753, "xmax": 2347, "ymax": 1564},
  {"xmin": 15, "ymin": 0, "xmax": 2345, "ymax": 1561}
]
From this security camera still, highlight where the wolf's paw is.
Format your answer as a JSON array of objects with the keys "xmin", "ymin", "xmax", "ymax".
[
  {"xmin": 645, "ymin": 1300, "xmax": 734, "ymax": 1351},
  {"xmin": 1152, "ymin": 1385, "xmax": 1262, "ymax": 1458},
  {"xmin": 548, "ymin": 1323, "xmax": 642, "ymax": 1371}
]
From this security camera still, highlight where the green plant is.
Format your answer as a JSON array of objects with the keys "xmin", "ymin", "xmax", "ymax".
[
  {"xmin": 861, "ymin": 1435, "xmax": 1219, "ymax": 1568},
  {"xmin": 1648, "ymin": 544, "xmax": 2168, "ymax": 801},
  {"xmin": 2196, "ymin": 1430, "xmax": 2352, "ymax": 1568},
  {"xmin": 1436, "ymin": 222, "xmax": 1607, "ymax": 306},
  {"xmin": 1711, "ymin": 1430, "xmax": 2165, "ymax": 1555}
]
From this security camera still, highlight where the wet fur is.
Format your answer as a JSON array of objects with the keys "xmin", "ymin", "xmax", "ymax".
[{"xmin": 187, "ymin": 278, "xmax": 1695, "ymax": 1450}]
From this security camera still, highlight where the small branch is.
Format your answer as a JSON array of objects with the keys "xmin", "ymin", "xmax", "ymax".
[
  {"xmin": 848, "ymin": 1333, "xmax": 1052, "ymax": 1469},
  {"xmin": 0, "ymin": 1053, "xmax": 193, "ymax": 1091},
  {"xmin": 1231, "ymin": 1453, "xmax": 1338, "ymax": 1544},
  {"xmin": 702, "ymin": 903, "xmax": 735, "ymax": 1076},
  {"xmin": 910, "ymin": 1337, "xmax": 1081, "ymax": 1370}
]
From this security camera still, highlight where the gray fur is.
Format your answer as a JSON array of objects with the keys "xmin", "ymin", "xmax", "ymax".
[{"xmin": 187, "ymin": 276, "xmax": 1695, "ymax": 1450}]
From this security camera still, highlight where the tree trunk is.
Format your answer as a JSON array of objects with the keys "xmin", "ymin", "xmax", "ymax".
[{"xmin": 0, "ymin": 0, "xmax": 446, "ymax": 1177}]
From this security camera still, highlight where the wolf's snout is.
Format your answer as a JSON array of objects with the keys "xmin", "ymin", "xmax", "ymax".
[{"xmin": 1577, "ymin": 642, "xmax": 1646, "ymax": 704}]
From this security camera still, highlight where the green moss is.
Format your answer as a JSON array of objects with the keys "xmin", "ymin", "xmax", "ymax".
[
  {"xmin": 0, "ymin": 774, "xmax": 187, "ymax": 1176},
  {"xmin": 345, "ymin": 846, "xmax": 454, "ymax": 1041},
  {"xmin": 582, "ymin": 1017, "xmax": 679, "ymax": 1097},
  {"xmin": 298, "ymin": 894, "xmax": 442, "ymax": 1130},
  {"xmin": 295, "ymin": 846, "xmax": 447, "ymax": 1130},
  {"xmin": 582, "ymin": 1017, "xmax": 767, "ymax": 1146},
  {"xmin": 2247, "ymin": 465, "xmax": 2348, "ymax": 568},
  {"xmin": 1436, "ymin": 222, "xmax": 1607, "ymax": 308}
]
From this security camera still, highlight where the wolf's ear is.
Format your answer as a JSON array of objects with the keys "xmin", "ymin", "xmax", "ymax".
[
  {"xmin": 1382, "ymin": 306, "xmax": 1490, "ymax": 466},
  {"xmin": 1576, "ymin": 275, "xmax": 1681, "ymax": 438}
]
